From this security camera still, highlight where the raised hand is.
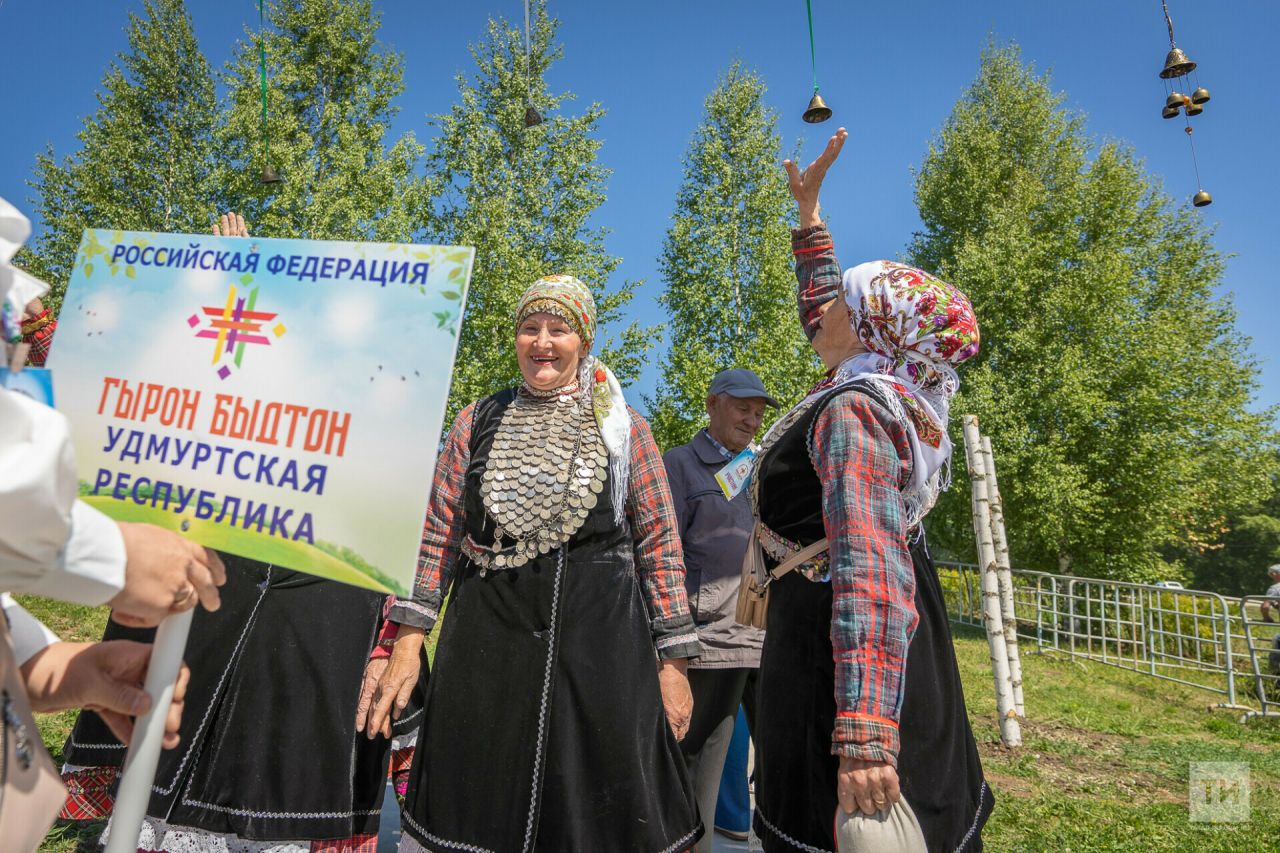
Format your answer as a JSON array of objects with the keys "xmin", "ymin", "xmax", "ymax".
[
  {"xmin": 783, "ymin": 127, "xmax": 849, "ymax": 228},
  {"xmin": 213, "ymin": 212, "xmax": 249, "ymax": 238}
]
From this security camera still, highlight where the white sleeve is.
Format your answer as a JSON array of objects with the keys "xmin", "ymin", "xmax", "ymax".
[
  {"xmin": 0, "ymin": 388, "xmax": 126, "ymax": 604},
  {"xmin": 0, "ymin": 593, "xmax": 61, "ymax": 665}
]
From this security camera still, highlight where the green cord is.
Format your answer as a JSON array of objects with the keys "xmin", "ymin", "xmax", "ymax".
[
  {"xmin": 259, "ymin": 0, "xmax": 269, "ymax": 163},
  {"xmin": 806, "ymin": 0, "xmax": 818, "ymax": 93}
]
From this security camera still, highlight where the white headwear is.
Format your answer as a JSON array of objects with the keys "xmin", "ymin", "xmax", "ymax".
[{"xmin": 0, "ymin": 198, "xmax": 50, "ymax": 343}]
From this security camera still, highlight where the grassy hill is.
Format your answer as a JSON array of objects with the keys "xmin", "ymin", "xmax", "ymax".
[{"xmin": 26, "ymin": 600, "xmax": 1280, "ymax": 852}]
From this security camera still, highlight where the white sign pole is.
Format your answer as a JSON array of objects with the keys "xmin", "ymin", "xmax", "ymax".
[{"xmin": 103, "ymin": 608, "xmax": 193, "ymax": 853}]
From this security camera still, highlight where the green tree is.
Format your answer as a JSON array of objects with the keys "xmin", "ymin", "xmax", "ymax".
[
  {"xmin": 1186, "ymin": 466, "xmax": 1280, "ymax": 596},
  {"xmin": 646, "ymin": 63, "xmax": 819, "ymax": 450},
  {"xmin": 426, "ymin": 2, "xmax": 650, "ymax": 423},
  {"xmin": 910, "ymin": 44, "xmax": 1278, "ymax": 581},
  {"xmin": 17, "ymin": 0, "xmax": 219, "ymax": 315},
  {"xmin": 215, "ymin": 0, "xmax": 427, "ymax": 242}
]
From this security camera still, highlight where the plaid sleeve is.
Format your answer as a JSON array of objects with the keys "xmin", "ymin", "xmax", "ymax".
[
  {"xmin": 792, "ymin": 223, "xmax": 841, "ymax": 337},
  {"xmin": 386, "ymin": 402, "xmax": 474, "ymax": 632},
  {"xmin": 811, "ymin": 391, "xmax": 918, "ymax": 767},
  {"xmin": 626, "ymin": 408, "xmax": 699, "ymax": 660},
  {"xmin": 21, "ymin": 308, "xmax": 56, "ymax": 367}
]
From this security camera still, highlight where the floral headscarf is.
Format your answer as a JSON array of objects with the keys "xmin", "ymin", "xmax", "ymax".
[
  {"xmin": 781, "ymin": 259, "xmax": 979, "ymax": 529},
  {"xmin": 515, "ymin": 274, "xmax": 597, "ymax": 346},
  {"xmin": 843, "ymin": 260, "xmax": 979, "ymax": 401},
  {"xmin": 839, "ymin": 260, "xmax": 979, "ymax": 526},
  {"xmin": 515, "ymin": 274, "xmax": 631, "ymax": 522}
]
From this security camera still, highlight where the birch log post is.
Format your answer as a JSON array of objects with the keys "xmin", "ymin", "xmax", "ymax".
[
  {"xmin": 982, "ymin": 434, "xmax": 1026, "ymax": 718},
  {"xmin": 962, "ymin": 415, "xmax": 1021, "ymax": 747}
]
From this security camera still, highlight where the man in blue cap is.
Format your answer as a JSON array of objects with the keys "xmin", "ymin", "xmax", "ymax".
[{"xmin": 663, "ymin": 368, "xmax": 778, "ymax": 849}]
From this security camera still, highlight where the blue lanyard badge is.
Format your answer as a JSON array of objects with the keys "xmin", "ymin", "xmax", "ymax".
[{"xmin": 715, "ymin": 445, "xmax": 759, "ymax": 500}]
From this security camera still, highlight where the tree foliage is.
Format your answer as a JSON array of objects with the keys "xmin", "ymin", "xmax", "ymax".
[
  {"xmin": 910, "ymin": 44, "xmax": 1278, "ymax": 581},
  {"xmin": 424, "ymin": 2, "xmax": 651, "ymax": 425},
  {"xmin": 1186, "ymin": 465, "xmax": 1280, "ymax": 596},
  {"xmin": 646, "ymin": 63, "xmax": 819, "ymax": 449},
  {"xmin": 215, "ymin": 0, "xmax": 427, "ymax": 242},
  {"xmin": 17, "ymin": 0, "xmax": 219, "ymax": 315}
]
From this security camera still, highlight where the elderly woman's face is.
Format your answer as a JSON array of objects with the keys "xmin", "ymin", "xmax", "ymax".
[
  {"xmin": 516, "ymin": 312, "xmax": 587, "ymax": 391},
  {"xmin": 810, "ymin": 288, "xmax": 861, "ymax": 366}
]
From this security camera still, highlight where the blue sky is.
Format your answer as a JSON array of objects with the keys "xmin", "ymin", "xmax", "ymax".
[{"xmin": 3, "ymin": 1, "xmax": 1276, "ymax": 417}]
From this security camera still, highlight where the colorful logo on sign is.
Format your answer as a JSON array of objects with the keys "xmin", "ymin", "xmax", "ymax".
[{"xmin": 188, "ymin": 285, "xmax": 286, "ymax": 379}]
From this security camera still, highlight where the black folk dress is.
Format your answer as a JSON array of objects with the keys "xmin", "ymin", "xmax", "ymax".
[
  {"xmin": 63, "ymin": 556, "xmax": 423, "ymax": 842},
  {"xmin": 399, "ymin": 389, "xmax": 702, "ymax": 853},
  {"xmin": 751, "ymin": 385, "xmax": 993, "ymax": 853}
]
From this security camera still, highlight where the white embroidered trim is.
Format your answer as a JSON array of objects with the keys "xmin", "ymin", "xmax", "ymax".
[
  {"xmin": 177, "ymin": 799, "xmax": 382, "ymax": 819},
  {"xmin": 521, "ymin": 547, "xmax": 565, "ymax": 851},
  {"xmin": 151, "ymin": 569, "xmax": 274, "ymax": 796},
  {"xmin": 656, "ymin": 826, "xmax": 701, "ymax": 853},
  {"xmin": 655, "ymin": 631, "xmax": 698, "ymax": 651},
  {"xmin": 953, "ymin": 780, "xmax": 988, "ymax": 852},
  {"xmin": 401, "ymin": 811, "xmax": 496, "ymax": 853},
  {"xmin": 65, "ymin": 737, "xmax": 126, "ymax": 750},
  {"xmin": 101, "ymin": 814, "xmax": 311, "ymax": 853},
  {"xmin": 755, "ymin": 807, "xmax": 835, "ymax": 853},
  {"xmin": 395, "ymin": 600, "xmax": 437, "ymax": 618},
  {"xmin": 394, "ymin": 705, "xmax": 424, "ymax": 728}
]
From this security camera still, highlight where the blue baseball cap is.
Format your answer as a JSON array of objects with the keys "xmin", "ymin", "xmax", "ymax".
[{"xmin": 709, "ymin": 368, "xmax": 779, "ymax": 408}]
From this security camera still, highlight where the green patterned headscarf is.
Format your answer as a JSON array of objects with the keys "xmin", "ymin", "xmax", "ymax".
[{"xmin": 515, "ymin": 274, "xmax": 597, "ymax": 346}]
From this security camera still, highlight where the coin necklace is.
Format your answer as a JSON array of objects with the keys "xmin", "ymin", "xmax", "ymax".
[{"xmin": 475, "ymin": 382, "xmax": 609, "ymax": 571}]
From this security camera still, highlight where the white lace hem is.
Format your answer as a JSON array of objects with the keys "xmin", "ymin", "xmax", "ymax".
[{"xmin": 100, "ymin": 814, "xmax": 311, "ymax": 853}]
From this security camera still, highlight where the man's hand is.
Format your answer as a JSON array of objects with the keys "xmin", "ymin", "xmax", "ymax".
[
  {"xmin": 783, "ymin": 127, "xmax": 849, "ymax": 229},
  {"xmin": 657, "ymin": 657, "xmax": 693, "ymax": 742},
  {"xmin": 21, "ymin": 640, "xmax": 190, "ymax": 749},
  {"xmin": 363, "ymin": 626, "xmax": 424, "ymax": 739},
  {"xmin": 110, "ymin": 522, "xmax": 226, "ymax": 627},
  {"xmin": 213, "ymin": 212, "xmax": 249, "ymax": 238},
  {"xmin": 837, "ymin": 755, "xmax": 900, "ymax": 816}
]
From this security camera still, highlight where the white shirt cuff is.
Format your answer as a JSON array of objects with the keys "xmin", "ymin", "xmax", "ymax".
[{"xmin": 19, "ymin": 501, "xmax": 127, "ymax": 606}]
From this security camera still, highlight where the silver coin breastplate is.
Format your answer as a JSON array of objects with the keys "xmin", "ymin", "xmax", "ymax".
[{"xmin": 475, "ymin": 388, "xmax": 609, "ymax": 570}]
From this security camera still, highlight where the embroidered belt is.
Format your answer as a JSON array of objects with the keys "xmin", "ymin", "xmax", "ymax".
[{"xmin": 759, "ymin": 523, "xmax": 830, "ymax": 583}]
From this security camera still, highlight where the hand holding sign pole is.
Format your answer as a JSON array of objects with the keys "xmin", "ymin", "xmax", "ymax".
[
  {"xmin": 103, "ymin": 609, "xmax": 192, "ymax": 853},
  {"xmin": 49, "ymin": 229, "xmax": 473, "ymax": 849}
]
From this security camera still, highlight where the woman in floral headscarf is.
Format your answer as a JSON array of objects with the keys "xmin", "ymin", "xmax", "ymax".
[
  {"xmin": 746, "ymin": 129, "xmax": 991, "ymax": 853},
  {"xmin": 362, "ymin": 275, "xmax": 703, "ymax": 853}
]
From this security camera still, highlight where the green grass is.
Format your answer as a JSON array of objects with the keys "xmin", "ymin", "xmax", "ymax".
[
  {"xmin": 28, "ymin": 605, "xmax": 1280, "ymax": 851},
  {"xmin": 953, "ymin": 624, "xmax": 1280, "ymax": 851},
  {"xmin": 81, "ymin": 495, "xmax": 400, "ymax": 595}
]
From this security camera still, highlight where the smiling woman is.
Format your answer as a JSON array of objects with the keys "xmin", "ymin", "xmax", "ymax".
[
  {"xmin": 515, "ymin": 311, "xmax": 586, "ymax": 391},
  {"xmin": 361, "ymin": 273, "xmax": 705, "ymax": 852}
]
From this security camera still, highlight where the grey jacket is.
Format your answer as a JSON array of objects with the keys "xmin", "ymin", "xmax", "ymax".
[{"xmin": 663, "ymin": 430, "xmax": 764, "ymax": 668}]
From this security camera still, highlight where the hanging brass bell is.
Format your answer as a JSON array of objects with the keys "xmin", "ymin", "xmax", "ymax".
[
  {"xmin": 1159, "ymin": 47, "xmax": 1196, "ymax": 79},
  {"xmin": 1192, "ymin": 189, "xmax": 1212, "ymax": 207},
  {"xmin": 524, "ymin": 100, "xmax": 543, "ymax": 128},
  {"xmin": 802, "ymin": 92, "xmax": 832, "ymax": 124},
  {"xmin": 259, "ymin": 164, "xmax": 281, "ymax": 185},
  {"xmin": 1161, "ymin": 105, "xmax": 1180, "ymax": 119},
  {"xmin": 1165, "ymin": 92, "xmax": 1184, "ymax": 109},
  {"xmin": 1191, "ymin": 87, "xmax": 1210, "ymax": 104},
  {"xmin": 1185, "ymin": 101, "xmax": 1204, "ymax": 116}
]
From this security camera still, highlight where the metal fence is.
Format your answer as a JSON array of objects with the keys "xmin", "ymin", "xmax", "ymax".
[{"xmin": 935, "ymin": 561, "xmax": 1280, "ymax": 718}]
